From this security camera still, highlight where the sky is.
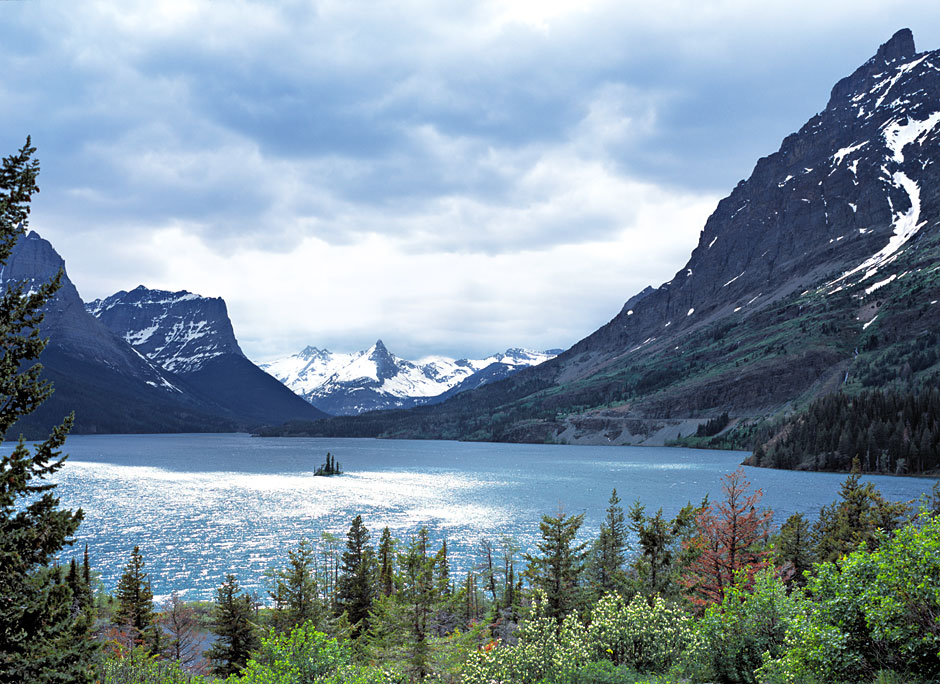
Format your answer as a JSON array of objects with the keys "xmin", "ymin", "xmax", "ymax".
[{"xmin": 3, "ymin": 1, "xmax": 940, "ymax": 362}]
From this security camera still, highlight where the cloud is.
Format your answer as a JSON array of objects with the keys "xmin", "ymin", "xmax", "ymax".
[{"xmin": 6, "ymin": 0, "xmax": 940, "ymax": 359}]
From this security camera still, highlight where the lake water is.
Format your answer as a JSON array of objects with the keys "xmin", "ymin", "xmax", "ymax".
[{"xmin": 42, "ymin": 433, "xmax": 937, "ymax": 601}]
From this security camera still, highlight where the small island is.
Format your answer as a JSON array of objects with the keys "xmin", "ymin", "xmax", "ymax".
[{"xmin": 314, "ymin": 452, "xmax": 343, "ymax": 476}]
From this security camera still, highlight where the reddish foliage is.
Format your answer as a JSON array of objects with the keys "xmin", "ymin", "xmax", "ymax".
[{"xmin": 682, "ymin": 469, "xmax": 773, "ymax": 607}]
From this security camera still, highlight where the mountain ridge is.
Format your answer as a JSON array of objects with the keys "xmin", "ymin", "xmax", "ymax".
[{"xmin": 259, "ymin": 28, "xmax": 940, "ymax": 446}]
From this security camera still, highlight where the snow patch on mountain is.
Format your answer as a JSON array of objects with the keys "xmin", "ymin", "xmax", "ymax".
[{"xmin": 261, "ymin": 342, "xmax": 558, "ymax": 415}]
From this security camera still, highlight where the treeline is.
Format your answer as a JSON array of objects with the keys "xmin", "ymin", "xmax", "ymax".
[
  {"xmin": 751, "ymin": 385, "xmax": 940, "ymax": 473},
  {"xmin": 43, "ymin": 469, "xmax": 940, "ymax": 684}
]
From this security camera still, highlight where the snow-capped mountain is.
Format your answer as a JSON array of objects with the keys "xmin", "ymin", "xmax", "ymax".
[
  {"xmin": 261, "ymin": 340, "xmax": 558, "ymax": 415},
  {"xmin": 262, "ymin": 29, "xmax": 940, "ymax": 445},
  {"xmin": 86, "ymin": 285, "xmax": 327, "ymax": 426},
  {"xmin": 87, "ymin": 286, "xmax": 243, "ymax": 373}
]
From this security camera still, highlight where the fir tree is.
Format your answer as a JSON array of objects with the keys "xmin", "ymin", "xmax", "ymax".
[
  {"xmin": 207, "ymin": 574, "xmax": 259, "ymax": 677},
  {"xmin": 336, "ymin": 515, "xmax": 375, "ymax": 637},
  {"xmin": 592, "ymin": 489, "xmax": 628, "ymax": 595},
  {"xmin": 115, "ymin": 545, "xmax": 156, "ymax": 649},
  {"xmin": 377, "ymin": 526, "xmax": 395, "ymax": 598},
  {"xmin": 0, "ymin": 138, "xmax": 93, "ymax": 683},
  {"xmin": 268, "ymin": 538, "xmax": 323, "ymax": 632},
  {"xmin": 524, "ymin": 508, "xmax": 588, "ymax": 622}
]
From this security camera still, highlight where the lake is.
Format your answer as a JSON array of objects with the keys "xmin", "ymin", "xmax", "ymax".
[{"xmin": 43, "ymin": 433, "xmax": 938, "ymax": 601}]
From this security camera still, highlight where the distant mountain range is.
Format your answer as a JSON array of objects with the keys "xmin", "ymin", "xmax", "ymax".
[
  {"xmin": 261, "ymin": 342, "xmax": 558, "ymax": 415},
  {"xmin": 260, "ymin": 29, "xmax": 940, "ymax": 447},
  {"xmin": 3, "ymin": 233, "xmax": 325, "ymax": 437}
]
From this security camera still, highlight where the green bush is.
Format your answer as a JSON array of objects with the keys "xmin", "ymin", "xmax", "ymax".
[{"xmin": 97, "ymin": 647, "xmax": 206, "ymax": 684}]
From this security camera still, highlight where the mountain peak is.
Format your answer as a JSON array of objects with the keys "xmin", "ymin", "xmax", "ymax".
[{"xmin": 876, "ymin": 28, "xmax": 915, "ymax": 65}]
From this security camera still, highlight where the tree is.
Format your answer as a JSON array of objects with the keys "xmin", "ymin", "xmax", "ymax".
[
  {"xmin": 400, "ymin": 527, "xmax": 437, "ymax": 680},
  {"xmin": 159, "ymin": 592, "xmax": 201, "ymax": 670},
  {"xmin": 376, "ymin": 526, "xmax": 395, "ymax": 598},
  {"xmin": 812, "ymin": 461, "xmax": 909, "ymax": 565},
  {"xmin": 591, "ymin": 489, "xmax": 628, "ymax": 595},
  {"xmin": 336, "ymin": 515, "xmax": 375, "ymax": 637},
  {"xmin": 267, "ymin": 538, "xmax": 323, "ymax": 632},
  {"xmin": 524, "ymin": 508, "xmax": 588, "ymax": 622},
  {"xmin": 0, "ymin": 138, "xmax": 94, "ymax": 683},
  {"xmin": 206, "ymin": 574, "xmax": 259, "ymax": 677},
  {"xmin": 774, "ymin": 512, "xmax": 813, "ymax": 587},
  {"xmin": 115, "ymin": 545, "xmax": 156, "ymax": 649},
  {"xmin": 682, "ymin": 469, "xmax": 772, "ymax": 607},
  {"xmin": 628, "ymin": 499, "xmax": 698, "ymax": 600}
]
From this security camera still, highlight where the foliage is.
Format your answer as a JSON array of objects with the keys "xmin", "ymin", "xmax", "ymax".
[
  {"xmin": 207, "ymin": 574, "xmax": 260, "ymax": 677},
  {"xmin": 461, "ymin": 591, "xmax": 704, "ymax": 684},
  {"xmin": 337, "ymin": 515, "xmax": 376, "ymax": 636},
  {"xmin": 627, "ymin": 500, "xmax": 698, "ymax": 600},
  {"xmin": 116, "ymin": 545, "xmax": 157, "ymax": 649},
  {"xmin": 759, "ymin": 512, "xmax": 940, "ymax": 684},
  {"xmin": 753, "ymin": 386, "xmax": 940, "ymax": 473},
  {"xmin": 266, "ymin": 539, "xmax": 324, "ymax": 633},
  {"xmin": 588, "ymin": 489, "xmax": 628, "ymax": 596},
  {"xmin": 698, "ymin": 568, "xmax": 800, "ymax": 684},
  {"xmin": 524, "ymin": 509, "xmax": 588, "ymax": 622},
  {"xmin": 97, "ymin": 645, "xmax": 206, "ymax": 684},
  {"xmin": 230, "ymin": 621, "xmax": 349, "ymax": 682},
  {"xmin": 159, "ymin": 592, "xmax": 203, "ymax": 670},
  {"xmin": 0, "ymin": 138, "xmax": 95, "ymax": 683},
  {"xmin": 682, "ymin": 470, "xmax": 772, "ymax": 607}
]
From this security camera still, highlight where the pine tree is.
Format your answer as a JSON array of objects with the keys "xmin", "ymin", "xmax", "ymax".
[
  {"xmin": 774, "ymin": 512, "xmax": 813, "ymax": 587},
  {"xmin": 0, "ymin": 138, "xmax": 94, "ymax": 683},
  {"xmin": 337, "ymin": 515, "xmax": 375, "ymax": 637},
  {"xmin": 159, "ymin": 592, "xmax": 201, "ymax": 669},
  {"xmin": 401, "ymin": 527, "xmax": 437, "ymax": 680},
  {"xmin": 207, "ymin": 574, "xmax": 259, "ymax": 677},
  {"xmin": 115, "ymin": 545, "xmax": 156, "ymax": 649},
  {"xmin": 682, "ymin": 470, "xmax": 772, "ymax": 607},
  {"xmin": 628, "ymin": 499, "xmax": 698, "ymax": 599},
  {"xmin": 524, "ymin": 508, "xmax": 588, "ymax": 622},
  {"xmin": 377, "ymin": 526, "xmax": 395, "ymax": 598},
  {"xmin": 268, "ymin": 538, "xmax": 322, "ymax": 632},
  {"xmin": 592, "ymin": 489, "xmax": 628, "ymax": 595}
]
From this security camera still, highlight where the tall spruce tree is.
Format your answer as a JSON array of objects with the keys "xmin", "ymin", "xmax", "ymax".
[
  {"xmin": 115, "ymin": 545, "xmax": 156, "ymax": 649},
  {"xmin": 207, "ymin": 574, "xmax": 259, "ymax": 677},
  {"xmin": 524, "ymin": 508, "xmax": 588, "ymax": 622},
  {"xmin": 592, "ymin": 489, "xmax": 628, "ymax": 595},
  {"xmin": 0, "ymin": 138, "xmax": 94, "ymax": 683},
  {"xmin": 268, "ymin": 538, "xmax": 322, "ymax": 632},
  {"xmin": 336, "ymin": 515, "xmax": 375, "ymax": 637}
]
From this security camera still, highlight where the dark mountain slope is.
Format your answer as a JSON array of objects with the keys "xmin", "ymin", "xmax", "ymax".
[
  {"xmin": 263, "ymin": 29, "xmax": 940, "ymax": 444},
  {"xmin": 87, "ymin": 286, "xmax": 327, "ymax": 426}
]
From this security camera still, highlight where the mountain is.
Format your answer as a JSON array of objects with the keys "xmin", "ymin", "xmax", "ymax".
[
  {"xmin": 4, "ymin": 232, "xmax": 240, "ymax": 436},
  {"xmin": 86, "ymin": 286, "xmax": 327, "ymax": 426},
  {"xmin": 261, "ymin": 29, "xmax": 940, "ymax": 445},
  {"xmin": 261, "ymin": 341, "xmax": 558, "ymax": 415}
]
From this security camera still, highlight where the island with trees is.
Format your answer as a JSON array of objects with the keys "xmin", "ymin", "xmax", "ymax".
[{"xmin": 314, "ymin": 452, "xmax": 343, "ymax": 476}]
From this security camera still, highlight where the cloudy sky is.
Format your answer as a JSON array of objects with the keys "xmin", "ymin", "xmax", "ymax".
[{"xmin": 3, "ymin": 1, "xmax": 940, "ymax": 362}]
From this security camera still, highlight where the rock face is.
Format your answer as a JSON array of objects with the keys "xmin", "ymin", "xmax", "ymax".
[
  {"xmin": 87, "ymin": 286, "xmax": 244, "ymax": 373},
  {"xmin": 87, "ymin": 286, "xmax": 328, "ymax": 426},
  {"xmin": 276, "ymin": 29, "xmax": 940, "ymax": 443},
  {"xmin": 262, "ymin": 341, "xmax": 558, "ymax": 415}
]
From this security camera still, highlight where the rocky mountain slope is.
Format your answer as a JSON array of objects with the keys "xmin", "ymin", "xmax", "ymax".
[
  {"xmin": 263, "ymin": 29, "xmax": 940, "ymax": 445},
  {"xmin": 86, "ymin": 286, "xmax": 327, "ymax": 427},
  {"xmin": 261, "ymin": 341, "xmax": 558, "ymax": 415}
]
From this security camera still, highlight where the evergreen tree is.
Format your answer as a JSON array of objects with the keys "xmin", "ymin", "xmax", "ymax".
[
  {"xmin": 336, "ymin": 514, "xmax": 375, "ymax": 637},
  {"xmin": 0, "ymin": 138, "xmax": 93, "ymax": 683},
  {"xmin": 628, "ymin": 499, "xmax": 698, "ymax": 599},
  {"xmin": 207, "ymin": 574, "xmax": 259, "ymax": 677},
  {"xmin": 115, "ymin": 545, "xmax": 156, "ymax": 649},
  {"xmin": 268, "ymin": 538, "xmax": 323, "ymax": 632},
  {"xmin": 592, "ymin": 489, "xmax": 628, "ymax": 595},
  {"xmin": 401, "ymin": 527, "xmax": 437, "ymax": 680},
  {"xmin": 524, "ymin": 508, "xmax": 588, "ymax": 622},
  {"xmin": 377, "ymin": 526, "xmax": 395, "ymax": 598},
  {"xmin": 774, "ymin": 512, "xmax": 813, "ymax": 587}
]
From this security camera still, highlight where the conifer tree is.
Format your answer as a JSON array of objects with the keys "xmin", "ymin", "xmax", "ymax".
[
  {"xmin": 0, "ymin": 138, "xmax": 94, "ymax": 684},
  {"xmin": 524, "ymin": 508, "xmax": 588, "ymax": 622},
  {"xmin": 268, "ymin": 538, "xmax": 322, "ymax": 632},
  {"xmin": 115, "ymin": 545, "xmax": 156, "ymax": 649},
  {"xmin": 207, "ymin": 574, "xmax": 259, "ymax": 677},
  {"xmin": 592, "ymin": 489, "xmax": 628, "ymax": 595},
  {"xmin": 401, "ymin": 527, "xmax": 437, "ymax": 680},
  {"xmin": 159, "ymin": 592, "xmax": 201, "ymax": 669},
  {"xmin": 682, "ymin": 470, "xmax": 772, "ymax": 607},
  {"xmin": 337, "ymin": 514, "xmax": 376, "ymax": 637},
  {"xmin": 774, "ymin": 512, "xmax": 813, "ymax": 587},
  {"xmin": 377, "ymin": 526, "xmax": 395, "ymax": 597}
]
